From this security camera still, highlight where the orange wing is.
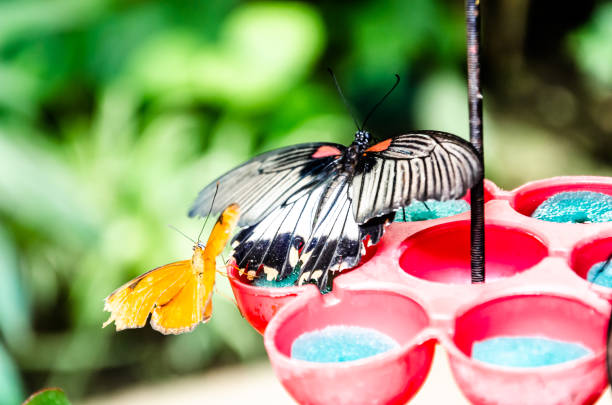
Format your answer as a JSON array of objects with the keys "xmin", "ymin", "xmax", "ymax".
[
  {"xmin": 103, "ymin": 260, "xmax": 192, "ymax": 332},
  {"xmin": 150, "ymin": 272, "xmax": 206, "ymax": 334},
  {"xmin": 103, "ymin": 203, "xmax": 241, "ymax": 335}
]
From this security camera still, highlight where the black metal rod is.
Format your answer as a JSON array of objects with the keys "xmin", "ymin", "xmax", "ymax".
[
  {"xmin": 607, "ymin": 306, "xmax": 612, "ymax": 387},
  {"xmin": 466, "ymin": 0, "xmax": 485, "ymax": 283}
]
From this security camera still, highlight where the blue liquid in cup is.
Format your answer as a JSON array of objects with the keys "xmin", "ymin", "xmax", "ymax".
[
  {"xmin": 394, "ymin": 199, "xmax": 470, "ymax": 222},
  {"xmin": 472, "ymin": 336, "xmax": 592, "ymax": 367},
  {"xmin": 587, "ymin": 259, "xmax": 612, "ymax": 288},
  {"xmin": 291, "ymin": 325, "xmax": 400, "ymax": 363},
  {"xmin": 531, "ymin": 191, "xmax": 612, "ymax": 223}
]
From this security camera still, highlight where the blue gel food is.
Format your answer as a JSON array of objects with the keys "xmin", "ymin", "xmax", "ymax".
[
  {"xmin": 531, "ymin": 191, "xmax": 612, "ymax": 224},
  {"xmin": 394, "ymin": 199, "xmax": 470, "ymax": 222},
  {"xmin": 586, "ymin": 259, "xmax": 612, "ymax": 288},
  {"xmin": 253, "ymin": 267, "xmax": 300, "ymax": 288},
  {"xmin": 472, "ymin": 336, "xmax": 592, "ymax": 367},
  {"xmin": 252, "ymin": 267, "xmax": 331, "ymax": 293},
  {"xmin": 291, "ymin": 325, "xmax": 400, "ymax": 363}
]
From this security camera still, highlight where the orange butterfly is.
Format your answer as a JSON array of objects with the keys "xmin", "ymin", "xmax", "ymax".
[{"xmin": 103, "ymin": 203, "xmax": 240, "ymax": 335}]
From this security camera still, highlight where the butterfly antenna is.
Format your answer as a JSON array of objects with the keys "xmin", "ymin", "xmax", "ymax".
[
  {"xmin": 361, "ymin": 74, "xmax": 400, "ymax": 130},
  {"xmin": 328, "ymin": 68, "xmax": 361, "ymax": 130},
  {"xmin": 197, "ymin": 182, "xmax": 220, "ymax": 244},
  {"xmin": 213, "ymin": 286, "xmax": 238, "ymax": 306},
  {"xmin": 168, "ymin": 225, "xmax": 197, "ymax": 244}
]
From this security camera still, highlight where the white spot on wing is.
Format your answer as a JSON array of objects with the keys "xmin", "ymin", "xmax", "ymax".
[{"xmin": 263, "ymin": 266, "xmax": 279, "ymax": 281}]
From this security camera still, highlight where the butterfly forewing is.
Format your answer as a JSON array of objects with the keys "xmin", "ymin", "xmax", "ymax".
[
  {"xmin": 352, "ymin": 131, "xmax": 482, "ymax": 224},
  {"xmin": 103, "ymin": 261, "xmax": 192, "ymax": 331},
  {"xmin": 189, "ymin": 143, "xmax": 343, "ymax": 227}
]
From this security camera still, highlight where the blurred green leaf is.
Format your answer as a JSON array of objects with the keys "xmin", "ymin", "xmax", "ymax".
[
  {"xmin": 414, "ymin": 71, "xmax": 468, "ymax": 140},
  {"xmin": 0, "ymin": 225, "xmax": 31, "ymax": 348},
  {"xmin": 567, "ymin": 2, "xmax": 612, "ymax": 88},
  {"xmin": 131, "ymin": 2, "xmax": 326, "ymax": 110},
  {"xmin": 349, "ymin": 0, "xmax": 463, "ymax": 81},
  {"xmin": 0, "ymin": 0, "xmax": 109, "ymax": 46},
  {"xmin": 0, "ymin": 131, "xmax": 98, "ymax": 247},
  {"xmin": 22, "ymin": 388, "xmax": 70, "ymax": 405},
  {"xmin": 0, "ymin": 63, "xmax": 38, "ymax": 116},
  {"xmin": 0, "ymin": 343, "xmax": 23, "ymax": 405}
]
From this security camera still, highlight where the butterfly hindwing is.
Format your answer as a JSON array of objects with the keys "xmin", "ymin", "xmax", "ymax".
[
  {"xmin": 231, "ymin": 174, "xmax": 394, "ymax": 290},
  {"xmin": 297, "ymin": 179, "xmax": 395, "ymax": 289},
  {"xmin": 297, "ymin": 175, "xmax": 358, "ymax": 288},
  {"xmin": 150, "ymin": 274, "xmax": 205, "ymax": 334},
  {"xmin": 232, "ymin": 180, "xmax": 324, "ymax": 281},
  {"xmin": 352, "ymin": 131, "xmax": 482, "ymax": 224}
]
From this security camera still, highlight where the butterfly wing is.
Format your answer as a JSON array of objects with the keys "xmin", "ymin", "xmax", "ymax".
[
  {"xmin": 103, "ymin": 261, "xmax": 192, "ymax": 332},
  {"xmin": 188, "ymin": 143, "xmax": 344, "ymax": 226},
  {"xmin": 232, "ymin": 177, "xmax": 332, "ymax": 282},
  {"xmin": 231, "ymin": 175, "xmax": 393, "ymax": 290},
  {"xmin": 296, "ymin": 175, "xmax": 394, "ymax": 289},
  {"xmin": 150, "ymin": 274, "xmax": 203, "ymax": 334},
  {"xmin": 228, "ymin": 130, "xmax": 481, "ymax": 292},
  {"xmin": 351, "ymin": 131, "xmax": 482, "ymax": 224},
  {"xmin": 151, "ymin": 204, "xmax": 241, "ymax": 334}
]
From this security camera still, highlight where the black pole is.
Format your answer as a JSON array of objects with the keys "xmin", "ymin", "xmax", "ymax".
[
  {"xmin": 466, "ymin": 0, "xmax": 485, "ymax": 283},
  {"xmin": 607, "ymin": 307, "xmax": 612, "ymax": 388}
]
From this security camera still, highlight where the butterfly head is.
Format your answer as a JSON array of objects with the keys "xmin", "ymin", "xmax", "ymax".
[{"xmin": 354, "ymin": 130, "xmax": 371, "ymax": 148}]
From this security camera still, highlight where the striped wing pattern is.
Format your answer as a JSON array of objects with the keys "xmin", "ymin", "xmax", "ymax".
[
  {"xmin": 296, "ymin": 175, "xmax": 393, "ymax": 288},
  {"xmin": 352, "ymin": 131, "xmax": 482, "ymax": 224},
  {"xmin": 231, "ymin": 175, "xmax": 392, "ymax": 290},
  {"xmin": 189, "ymin": 143, "xmax": 343, "ymax": 227}
]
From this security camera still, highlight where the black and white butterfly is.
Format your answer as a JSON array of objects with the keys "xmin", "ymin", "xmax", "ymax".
[
  {"xmin": 189, "ymin": 128, "xmax": 482, "ymax": 290},
  {"xmin": 189, "ymin": 74, "xmax": 482, "ymax": 291}
]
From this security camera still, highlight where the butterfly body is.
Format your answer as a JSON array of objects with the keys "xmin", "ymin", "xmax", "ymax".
[
  {"xmin": 103, "ymin": 204, "xmax": 240, "ymax": 334},
  {"xmin": 190, "ymin": 130, "xmax": 482, "ymax": 291}
]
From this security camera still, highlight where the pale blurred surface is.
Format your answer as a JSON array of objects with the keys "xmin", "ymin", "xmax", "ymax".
[{"xmin": 82, "ymin": 346, "xmax": 612, "ymax": 405}]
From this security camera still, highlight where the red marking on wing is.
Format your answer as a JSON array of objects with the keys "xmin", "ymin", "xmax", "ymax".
[
  {"xmin": 365, "ymin": 138, "xmax": 392, "ymax": 152},
  {"xmin": 312, "ymin": 145, "xmax": 342, "ymax": 158}
]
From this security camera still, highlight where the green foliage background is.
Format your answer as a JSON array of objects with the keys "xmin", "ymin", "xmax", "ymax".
[{"xmin": 0, "ymin": 0, "xmax": 610, "ymax": 403}]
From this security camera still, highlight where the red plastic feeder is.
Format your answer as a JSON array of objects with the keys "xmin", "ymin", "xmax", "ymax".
[
  {"xmin": 449, "ymin": 294, "xmax": 608, "ymax": 405},
  {"xmin": 228, "ymin": 261, "xmax": 314, "ymax": 334},
  {"xmin": 264, "ymin": 288, "xmax": 435, "ymax": 405},
  {"xmin": 228, "ymin": 243, "xmax": 380, "ymax": 334},
  {"xmin": 399, "ymin": 221, "xmax": 548, "ymax": 284},
  {"xmin": 511, "ymin": 176, "xmax": 612, "ymax": 219},
  {"xmin": 229, "ymin": 176, "xmax": 612, "ymax": 404}
]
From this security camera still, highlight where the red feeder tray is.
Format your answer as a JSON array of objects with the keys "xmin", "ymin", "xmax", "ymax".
[{"xmin": 229, "ymin": 176, "xmax": 612, "ymax": 405}]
